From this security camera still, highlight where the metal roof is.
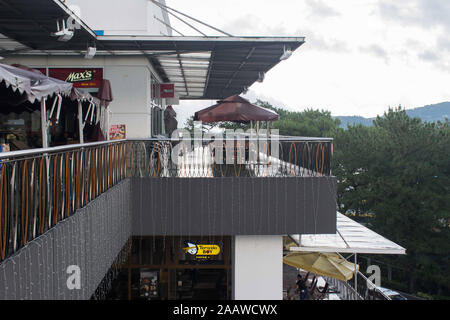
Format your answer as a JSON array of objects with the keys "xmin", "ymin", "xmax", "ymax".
[
  {"xmin": 0, "ymin": 0, "xmax": 96, "ymax": 53},
  {"xmin": 289, "ymin": 212, "xmax": 406, "ymax": 255},
  {"xmin": 0, "ymin": 0, "xmax": 305, "ymax": 99}
]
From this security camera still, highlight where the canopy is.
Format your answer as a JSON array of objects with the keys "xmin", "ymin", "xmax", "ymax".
[
  {"xmin": 0, "ymin": 63, "xmax": 73, "ymax": 104},
  {"xmin": 193, "ymin": 95, "xmax": 279, "ymax": 123},
  {"xmin": 290, "ymin": 212, "xmax": 406, "ymax": 255},
  {"xmin": 70, "ymin": 87, "xmax": 100, "ymax": 106},
  {"xmin": 283, "ymin": 252, "xmax": 358, "ymax": 282}
]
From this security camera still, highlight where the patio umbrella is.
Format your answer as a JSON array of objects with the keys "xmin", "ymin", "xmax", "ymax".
[
  {"xmin": 283, "ymin": 252, "xmax": 358, "ymax": 282},
  {"xmin": 193, "ymin": 95, "xmax": 278, "ymax": 123},
  {"xmin": 97, "ymin": 79, "xmax": 113, "ymax": 139}
]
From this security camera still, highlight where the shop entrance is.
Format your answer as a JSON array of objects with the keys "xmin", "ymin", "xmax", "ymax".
[{"xmin": 106, "ymin": 236, "xmax": 232, "ymax": 300}]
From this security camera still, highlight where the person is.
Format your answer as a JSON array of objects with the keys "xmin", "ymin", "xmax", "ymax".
[{"xmin": 296, "ymin": 274, "xmax": 308, "ymax": 300}]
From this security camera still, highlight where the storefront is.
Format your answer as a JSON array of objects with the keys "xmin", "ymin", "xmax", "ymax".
[{"xmin": 107, "ymin": 236, "xmax": 232, "ymax": 300}]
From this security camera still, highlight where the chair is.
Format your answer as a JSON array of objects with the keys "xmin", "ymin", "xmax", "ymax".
[{"xmin": 314, "ymin": 282, "xmax": 329, "ymax": 300}]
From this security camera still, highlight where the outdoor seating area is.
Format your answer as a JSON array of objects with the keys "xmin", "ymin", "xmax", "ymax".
[
  {"xmin": 284, "ymin": 268, "xmax": 340, "ymax": 301},
  {"xmin": 0, "ymin": 63, "xmax": 111, "ymax": 151}
]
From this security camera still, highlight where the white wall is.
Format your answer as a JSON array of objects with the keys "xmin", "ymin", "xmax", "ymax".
[
  {"xmin": 232, "ymin": 235, "xmax": 283, "ymax": 300},
  {"xmin": 2, "ymin": 55, "xmax": 161, "ymax": 139},
  {"xmin": 65, "ymin": 0, "xmax": 171, "ymax": 36}
]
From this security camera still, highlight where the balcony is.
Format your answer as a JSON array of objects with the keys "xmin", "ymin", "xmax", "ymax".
[{"xmin": 0, "ymin": 136, "xmax": 336, "ymax": 264}]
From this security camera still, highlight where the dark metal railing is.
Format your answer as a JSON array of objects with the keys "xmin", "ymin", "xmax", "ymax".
[
  {"xmin": 0, "ymin": 140, "xmax": 129, "ymax": 262},
  {"xmin": 127, "ymin": 137, "xmax": 333, "ymax": 178},
  {"xmin": 0, "ymin": 136, "xmax": 332, "ymax": 262}
]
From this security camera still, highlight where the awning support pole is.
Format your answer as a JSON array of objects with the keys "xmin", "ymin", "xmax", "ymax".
[
  {"xmin": 354, "ymin": 253, "xmax": 358, "ymax": 295},
  {"xmin": 78, "ymin": 100, "xmax": 84, "ymax": 144},
  {"xmin": 40, "ymin": 98, "xmax": 48, "ymax": 148}
]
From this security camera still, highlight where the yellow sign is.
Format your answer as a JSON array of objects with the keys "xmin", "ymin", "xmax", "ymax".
[{"xmin": 183, "ymin": 242, "xmax": 221, "ymax": 257}]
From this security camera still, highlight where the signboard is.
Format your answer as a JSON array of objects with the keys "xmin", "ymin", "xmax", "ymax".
[
  {"xmin": 48, "ymin": 68, "xmax": 103, "ymax": 88},
  {"xmin": 109, "ymin": 124, "xmax": 126, "ymax": 140},
  {"xmin": 160, "ymin": 83, "xmax": 175, "ymax": 98},
  {"xmin": 183, "ymin": 242, "xmax": 221, "ymax": 260}
]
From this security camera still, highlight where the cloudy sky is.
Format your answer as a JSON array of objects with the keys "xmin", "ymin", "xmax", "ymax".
[{"xmin": 165, "ymin": 0, "xmax": 450, "ymax": 125}]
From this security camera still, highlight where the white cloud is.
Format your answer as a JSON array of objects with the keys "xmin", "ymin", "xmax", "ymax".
[{"xmin": 166, "ymin": 0, "xmax": 450, "ymax": 118}]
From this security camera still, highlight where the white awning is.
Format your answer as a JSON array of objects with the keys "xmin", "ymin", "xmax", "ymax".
[{"xmin": 290, "ymin": 212, "xmax": 406, "ymax": 255}]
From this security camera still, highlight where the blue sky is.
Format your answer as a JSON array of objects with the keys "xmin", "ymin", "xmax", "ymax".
[{"xmin": 166, "ymin": 0, "xmax": 450, "ymax": 126}]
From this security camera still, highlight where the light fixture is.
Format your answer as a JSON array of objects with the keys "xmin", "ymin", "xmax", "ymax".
[
  {"xmin": 280, "ymin": 46, "xmax": 292, "ymax": 61},
  {"xmin": 257, "ymin": 72, "xmax": 265, "ymax": 83},
  {"xmin": 51, "ymin": 20, "xmax": 74, "ymax": 42},
  {"xmin": 84, "ymin": 46, "xmax": 97, "ymax": 59},
  {"xmin": 0, "ymin": 56, "xmax": 4, "ymax": 60}
]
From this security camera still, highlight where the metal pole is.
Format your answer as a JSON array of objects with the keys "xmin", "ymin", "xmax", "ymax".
[
  {"xmin": 78, "ymin": 101, "xmax": 84, "ymax": 144},
  {"xmin": 40, "ymin": 98, "xmax": 48, "ymax": 148},
  {"xmin": 354, "ymin": 253, "xmax": 358, "ymax": 294}
]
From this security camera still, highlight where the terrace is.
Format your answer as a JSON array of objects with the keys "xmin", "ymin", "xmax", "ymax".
[{"xmin": 0, "ymin": 136, "xmax": 336, "ymax": 299}]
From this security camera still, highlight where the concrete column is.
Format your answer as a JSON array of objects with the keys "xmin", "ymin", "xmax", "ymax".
[{"xmin": 232, "ymin": 235, "xmax": 283, "ymax": 300}]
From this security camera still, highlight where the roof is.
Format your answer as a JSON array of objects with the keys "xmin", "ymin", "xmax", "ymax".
[
  {"xmin": 0, "ymin": 0, "xmax": 305, "ymax": 100},
  {"xmin": 289, "ymin": 212, "xmax": 406, "ymax": 255}
]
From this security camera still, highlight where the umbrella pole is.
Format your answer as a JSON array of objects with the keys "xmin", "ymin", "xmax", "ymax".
[
  {"xmin": 256, "ymin": 121, "xmax": 260, "ymax": 164},
  {"xmin": 354, "ymin": 253, "xmax": 358, "ymax": 295},
  {"xmin": 40, "ymin": 98, "xmax": 48, "ymax": 148},
  {"xmin": 78, "ymin": 100, "xmax": 84, "ymax": 144}
]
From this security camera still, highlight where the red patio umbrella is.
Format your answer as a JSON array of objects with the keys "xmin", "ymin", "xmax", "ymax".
[{"xmin": 194, "ymin": 95, "xmax": 279, "ymax": 123}]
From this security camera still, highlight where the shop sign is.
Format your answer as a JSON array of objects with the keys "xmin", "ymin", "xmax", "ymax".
[
  {"xmin": 48, "ymin": 68, "xmax": 103, "ymax": 88},
  {"xmin": 109, "ymin": 124, "xmax": 126, "ymax": 140},
  {"xmin": 183, "ymin": 242, "xmax": 221, "ymax": 259},
  {"xmin": 160, "ymin": 83, "xmax": 175, "ymax": 98}
]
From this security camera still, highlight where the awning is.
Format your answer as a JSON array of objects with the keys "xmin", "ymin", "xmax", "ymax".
[
  {"xmin": 0, "ymin": 0, "xmax": 305, "ymax": 100},
  {"xmin": 289, "ymin": 212, "xmax": 406, "ymax": 255},
  {"xmin": 0, "ymin": 63, "xmax": 73, "ymax": 104}
]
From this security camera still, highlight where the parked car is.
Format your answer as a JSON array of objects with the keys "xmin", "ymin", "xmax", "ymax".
[{"xmin": 377, "ymin": 287, "xmax": 408, "ymax": 300}]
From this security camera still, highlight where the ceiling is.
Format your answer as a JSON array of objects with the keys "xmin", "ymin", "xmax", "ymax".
[{"xmin": 0, "ymin": 0, "xmax": 305, "ymax": 99}]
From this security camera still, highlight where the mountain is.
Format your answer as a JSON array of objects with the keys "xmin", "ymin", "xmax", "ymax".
[{"xmin": 336, "ymin": 102, "xmax": 450, "ymax": 128}]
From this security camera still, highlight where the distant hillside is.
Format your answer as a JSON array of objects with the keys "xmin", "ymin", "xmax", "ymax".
[{"xmin": 336, "ymin": 102, "xmax": 450, "ymax": 128}]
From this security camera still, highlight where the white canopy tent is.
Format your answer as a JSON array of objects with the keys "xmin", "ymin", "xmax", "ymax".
[
  {"xmin": 290, "ymin": 212, "xmax": 406, "ymax": 255},
  {"xmin": 287, "ymin": 212, "xmax": 405, "ymax": 297}
]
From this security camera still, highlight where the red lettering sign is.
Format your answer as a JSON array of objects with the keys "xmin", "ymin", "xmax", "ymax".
[
  {"xmin": 49, "ymin": 68, "xmax": 103, "ymax": 88},
  {"xmin": 160, "ymin": 83, "xmax": 175, "ymax": 98}
]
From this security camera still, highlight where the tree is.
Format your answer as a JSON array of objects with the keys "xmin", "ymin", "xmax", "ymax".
[
  {"xmin": 183, "ymin": 115, "xmax": 215, "ymax": 135},
  {"xmin": 333, "ymin": 107, "xmax": 450, "ymax": 296}
]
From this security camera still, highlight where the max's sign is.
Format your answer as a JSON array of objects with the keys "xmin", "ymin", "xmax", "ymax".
[
  {"xmin": 49, "ymin": 68, "xmax": 103, "ymax": 88},
  {"xmin": 65, "ymin": 70, "xmax": 94, "ymax": 82}
]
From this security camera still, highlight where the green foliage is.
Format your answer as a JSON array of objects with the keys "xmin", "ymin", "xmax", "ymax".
[
  {"xmin": 333, "ymin": 107, "xmax": 450, "ymax": 297},
  {"xmin": 254, "ymin": 100, "xmax": 341, "ymax": 137},
  {"xmin": 229, "ymin": 100, "xmax": 449, "ymax": 297},
  {"xmin": 183, "ymin": 115, "xmax": 214, "ymax": 134}
]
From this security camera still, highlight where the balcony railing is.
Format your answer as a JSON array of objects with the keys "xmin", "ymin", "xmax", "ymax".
[
  {"xmin": 0, "ymin": 136, "xmax": 332, "ymax": 262},
  {"xmin": 128, "ymin": 136, "xmax": 333, "ymax": 178},
  {"xmin": 325, "ymin": 271, "xmax": 392, "ymax": 300}
]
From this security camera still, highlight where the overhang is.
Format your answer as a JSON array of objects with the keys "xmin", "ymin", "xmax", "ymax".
[
  {"xmin": 289, "ymin": 212, "xmax": 406, "ymax": 255},
  {"xmin": 0, "ymin": 0, "xmax": 97, "ymax": 53},
  {"xmin": 0, "ymin": 0, "xmax": 305, "ymax": 100}
]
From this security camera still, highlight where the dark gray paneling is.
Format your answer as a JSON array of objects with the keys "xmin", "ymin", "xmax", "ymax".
[
  {"xmin": 132, "ymin": 177, "xmax": 337, "ymax": 236},
  {"xmin": 0, "ymin": 175, "xmax": 336, "ymax": 300},
  {"xmin": 0, "ymin": 179, "xmax": 132, "ymax": 300}
]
